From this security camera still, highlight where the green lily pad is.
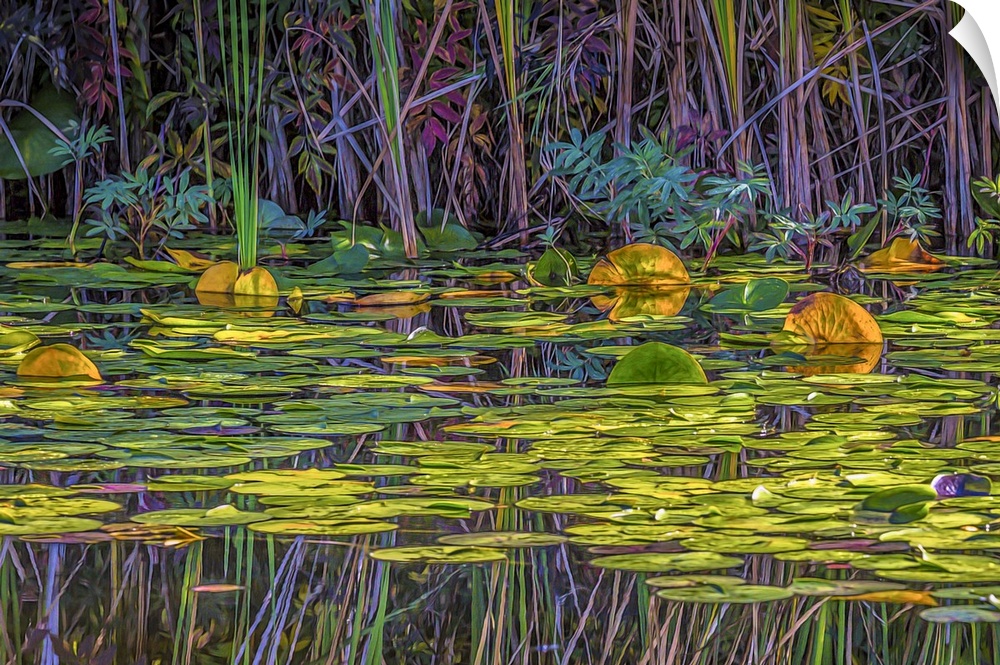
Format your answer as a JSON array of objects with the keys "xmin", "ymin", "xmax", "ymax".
[
  {"xmin": 131, "ymin": 504, "xmax": 270, "ymax": 527},
  {"xmin": 589, "ymin": 552, "xmax": 744, "ymax": 573},
  {"xmin": 369, "ymin": 545, "xmax": 508, "ymax": 564},
  {"xmin": 436, "ymin": 531, "xmax": 567, "ymax": 548}
]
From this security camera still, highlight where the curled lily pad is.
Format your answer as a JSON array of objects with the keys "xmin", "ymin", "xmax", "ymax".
[
  {"xmin": 369, "ymin": 545, "xmax": 507, "ymax": 564},
  {"xmin": 233, "ymin": 266, "xmax": 278, "ymax": 298},
  {"xmin": 17, "ymin": 344, "xmax": 102, "ymax": 381},
  {"xmin": 607, "ymin": 342, "xmax": 707, "ymax": 387},
  {"xmin": 529, "ymin": 247, "xmax": 578, "ymax": 286},
  {"xmin": 932, "ymin": 473, "xmax": 992, "ymax": 498},
  {"xmin": 781, "ymin": 292, "xmax": 883, "ymax": 346},
  {"xmin": 858, "ymin": 237, "xmax": 943, "ymax": 273},
  {"xmin": 588, "ymin": 243, "xmax": 689, "ymax": 286},
  {"xmin": 195, "ymin": 261, "xmax": 239, "ymax": 294}
]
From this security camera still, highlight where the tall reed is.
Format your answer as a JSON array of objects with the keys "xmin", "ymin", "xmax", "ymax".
[
  {"xmin": 217, "ymin": 0, "xmax": 267, "ymax": 270},
  {"xmin": 364, "ymin": 0, "xmax": 419, "ymax": 258}
]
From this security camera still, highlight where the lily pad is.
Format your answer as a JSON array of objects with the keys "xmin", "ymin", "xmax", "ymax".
[{"xmin": 369, "ymin": 546, "xmax": 508, "ymax": 564}]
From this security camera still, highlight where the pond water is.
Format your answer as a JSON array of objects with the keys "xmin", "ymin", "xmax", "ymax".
[{"xmin": 3, "ymin": 249, "xmax": 1000, "ymax": 664}]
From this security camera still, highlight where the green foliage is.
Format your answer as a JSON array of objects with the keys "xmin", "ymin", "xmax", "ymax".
[
  {"xmin": 969, "ymin": 175, "xmax": 1000, "ymax": 255},
  {"xmin": 879, "ymin": 170, "xmax": 941, "ymax": 243},
  {"xmin": 83, "ymin": 168, "xmax": 212, "ymax": 257},
  {"xmin": 547, "ymin": 128, "xmax": 768, "ymax": 255}
]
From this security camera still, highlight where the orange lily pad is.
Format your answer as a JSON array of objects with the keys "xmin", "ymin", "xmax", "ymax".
[
  {"xmin": 858, "ymin": 237, "xmax": 944, "ymax": 273},
  {"xmin": 782, "ymin": 293, "xmax": 883, "ymax": 345},
  {"xmin": 588, "ymin": 243, "xmax": 689, "ymax": 286},
  {"xmin": 17, "ymin": 344, "xmax": 102, "ymax": 381}
]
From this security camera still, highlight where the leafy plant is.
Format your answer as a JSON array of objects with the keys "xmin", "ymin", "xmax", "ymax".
[
  {"xmin": 49, "ymin": 122, "xmax": 113, "ymax": 252},
  {"xmin": 547, "ymin": 127, "xmax": 768, "ymax": 258},
  {"xmin": 969, "ymin": 175, "xmax": 1000, "ymax": 255},
  {"xmin": 878, "ymin": 170, "xmax": 941, "ymax": 244},
  {"xmin": 83, "ymin": 167, "xmax": 212, "ymax": 257}
]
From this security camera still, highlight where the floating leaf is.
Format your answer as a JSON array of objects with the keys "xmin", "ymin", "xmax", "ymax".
[
  {"xmin": 858, "ymin": 485, "xmax": 937, "ymax": 512},
  {"xmin": 530, "ymin": 247, "xmax": 578, "ymax": 286},
  {"xmin": 858, "ymin": 237, "xmax": 944, "ymax": 273},
  {"xmin": 437, "ymin": 531, "xmax": 567, "ymax": 548},
  {"xmin": 588, "ymin": 243, "xmax": 689, "ymax": 286},
  {"xmin": 17, "ymin": 344, "xmax": 102, "ymax": 381},
  {"xmin": 646, "ymin": 575, "xmax": 747, "ymax": 589},
  {"xmin": 131, "ymin": 504, "xmax": 270, "ymax": 527},
  {"xmin": 781, "ymin": 292, "xmax": 883, "ymax": 345},
  {"xmin": 370, "ymin": 545, "xmax": 507, "ymax": 564},
  {"xmin": 355, "ymin": 291, "xmax": 431, "ymax": 307},
  {"xmin": 708, "ymin": 278, "xmax": 789, "ymax": 312},
  {"xmin": 233, "ymin": 266, "xmax": 279, "ymax": 298},
  {"xmin": 590, "ymin": 552, "xmax": 743, "ymax": 572},
  {"xmin": 920, "ymin": 605, "xmax": 1000, "ymax": 624},
  {"xmin": 0, "ymin": 330, "xmax": 40, "ymax": 357},
  {"xmin": 607, "ymin": 342, "xmax": 707, "ymax": 386},
  {"xmin": 655, "ymin": 584, "xmax": 793, "ymax": 604},
  {"xmin": 195, "ymin": 261, "xmax": 239, "ymax": 294},
  {"xmin": 250, "ymin": 519, "xmax": 397, "ymax": 536}
]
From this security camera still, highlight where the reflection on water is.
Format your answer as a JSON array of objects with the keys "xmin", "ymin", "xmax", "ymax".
[{"xmin": 590, "ymin": 285, "xmax": 690, "ymax": 322}]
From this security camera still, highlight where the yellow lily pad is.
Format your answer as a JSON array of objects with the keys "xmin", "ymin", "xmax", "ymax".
[
  {"xmin": 858, "ymin": 237, "xmax": 944, "ymax": 273},
  {"xmin": 355, "ymin": 291, "xmax": 431, "ymax": 307},
  {"xmin": 233, "ymin": 266, "xmax": 279, "ymax": 298},
  {"xmin": 165, "ymin": 247, "xmax": 217, "ymax": 272},
  {"xmin": 588, "ymin": 243, "xmax": 689, "ymax": 286},
  {"xmin": 195, "ymin": 261, "xmax": 239, "ymax": 294},
  {"xmin": 17, "ymin": 344, "xmax": 102, "ymax": 381}
]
